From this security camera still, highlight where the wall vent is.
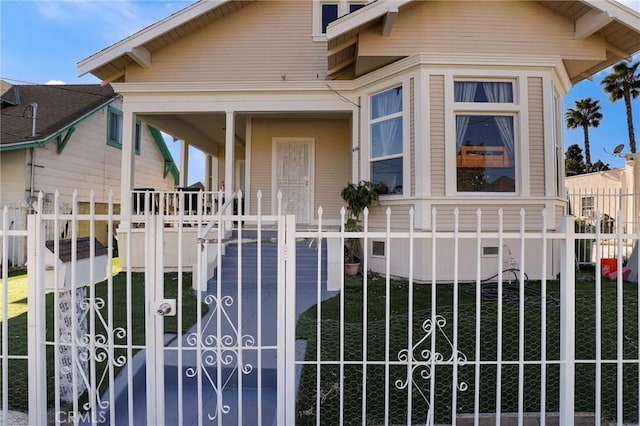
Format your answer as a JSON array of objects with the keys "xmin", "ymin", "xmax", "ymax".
[
  {"xmin": 482, "ymin": 246, "xmax": 499, "ymax": 257},
  {"xmin": 372, "ymin": 241, "xmax": 385, "ymax": 257}
]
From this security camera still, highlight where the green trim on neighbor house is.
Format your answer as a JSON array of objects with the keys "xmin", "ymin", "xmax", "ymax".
[
  {"xmin": 56, "ymin": 127, "xmax": 76, "ymax": 154},
  {"xmin": 0, "ymin": 97, "xmax": 119, "ymax": 152},
  {"xmin": 106, "ymin": 105, "xmax": 141, "ymax": 155},
  {"xmin": 148, "ymin": 126, "xmax": 180, "ymax": 186}
]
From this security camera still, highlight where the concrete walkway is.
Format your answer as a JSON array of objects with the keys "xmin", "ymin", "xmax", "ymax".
[{"xmin": 100, "ymin": 232, "xmax": 335, "ymax": 425}]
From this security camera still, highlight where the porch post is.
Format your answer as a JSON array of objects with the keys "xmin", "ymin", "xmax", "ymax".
[
  {"xmin": 205, "ymin": 154, "xmax": 212, "ymax": 191},
  {"xmin": 180, "ymin": 140, "xmax": 189, "ymax": 187},
  {"xmin": 351, "ymin": 105, "xmax": 360, "ymax": 182},
  {"xmin": 120, "ymin": 109, "xmax": 136, "ymax": 226},
  {"xmin": 224, "ymin": 111, "xmax": 235, "ymax": 201}
]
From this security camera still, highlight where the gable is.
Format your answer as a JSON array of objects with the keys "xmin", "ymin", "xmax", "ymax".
[
  {"xmin": 327, "ymin": 0, "xmax": 640, "ymax": 82},
  {"xmin": 126, "ymin": 1, "xmax": 327, "ymax": 83},
  {"xmin": 341, "ymin": 1, "xmax": 608, "ymax": 79}
]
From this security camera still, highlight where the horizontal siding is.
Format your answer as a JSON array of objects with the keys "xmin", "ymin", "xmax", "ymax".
[
  {"xmin": 431, "ymin": 204, "xmax": 547, "ymax": 232},
  {"xmin": 0, "ymin": 150, "xmax": 27, "ymax": 205},
  {"xmin": 359, "ymin": 1, "xmax": 603, "ymax": 60},
  {"xmin": 250, "ymin": 117, "xmax": 351, "ymax": 222},
  {"xmin": 127, "ymin": 1, "xmax": 327, "ymax": 83},
  {"xmin": 366, "ymin": 204, "xmax": 414, "ymax": 230},
  {"xmin": 430, "ymin": 75, "xmax": 445, "ymax": 196},
  {"xmin": 32, "ymin": 100, "xmax": 174, "ymax": 205},
  {"xmin": 528, "ymin": 77, "xmax": 545, "ymax": 197}
]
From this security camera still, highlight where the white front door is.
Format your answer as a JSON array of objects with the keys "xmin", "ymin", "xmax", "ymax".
[{"xmin": 273, "ymin": 138, "xmax": 314, "ymax": 223}]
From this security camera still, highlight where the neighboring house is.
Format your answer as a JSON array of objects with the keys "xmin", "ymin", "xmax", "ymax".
[
  {"xmin": 0, "ymin": 81, "xmax": 179, "ymax": 265},
  {"xmin": 566, "ymin": 155, "xmax": 640, "ymax": 234},
  {"xmin": 76, "ymin": 0, "xmax": 640, "ymax": 281}
]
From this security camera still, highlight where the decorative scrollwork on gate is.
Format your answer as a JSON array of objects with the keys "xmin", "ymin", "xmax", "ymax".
[
  {"xmin": 185, "ymin": 294, "xmax": 256, "ymax": 421},
  {"xmin": 395, "ymin": 315, "xmax": 468, "ymax": 421},
  {"xmin": 56, "ymin": 290, "xmax": 130, "ymax": 414}
]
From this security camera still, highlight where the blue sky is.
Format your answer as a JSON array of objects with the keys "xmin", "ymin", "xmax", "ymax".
[{"xmin": 1, "ymin": 0, "xmax": 639, "ymax": 182}]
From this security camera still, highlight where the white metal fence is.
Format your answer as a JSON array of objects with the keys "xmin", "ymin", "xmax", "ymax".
[
  {"xmin": 1, "ymin": 190, "xmax": 639, "ymax": 425},
  {"xmin": 567, "ymin": 189, "xmax": 639, "ymax": 265}
]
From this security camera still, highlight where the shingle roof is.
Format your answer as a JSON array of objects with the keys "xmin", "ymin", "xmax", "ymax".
[
  {"xmin": 45, "ymin": 237, "xmax": 108, "ymax": 262},
  {"xmin": 0, "ymin": 83, "xmax": 116, "ymax": 146}
]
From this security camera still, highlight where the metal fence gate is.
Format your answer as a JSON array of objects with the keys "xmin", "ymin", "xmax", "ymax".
[{"xmin": 2, "ymin": 190, "xmax": 640, "ymax": 425}]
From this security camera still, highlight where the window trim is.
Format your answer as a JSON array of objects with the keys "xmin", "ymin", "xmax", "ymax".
[
  {"xmin": 446, "ymin": 75, "xmax": 525, "ymax": 196},
  {"xmin": 313, "ymin": 0, "xmax": 370, "ymax": 40},
  {"xmin": 581, "ymin": 196, "xmax": 595, "ymax": 218},
  {"xmin": 366, "ymin": 82, "xmax": 408, "ymax": 197},
  {"xmin": 106, "ymin": 106, "xmax": 141, "ymax": 155}
]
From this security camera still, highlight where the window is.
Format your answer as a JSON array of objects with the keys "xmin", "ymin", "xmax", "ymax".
[
  {"xmin": 315, "ymin": 1, "xmax": 370, "ymax": 36},
  {"xmin": 370, "ymin": 86, "xmax": 403, "ymax": 194},
  {"xmin": 581, "ymin": 196, "xmax": 594, "ymax": 218},
  {"xmin": 454, "ymin": 81, "xmax": 516, "ymax": 193},
  {"xmin": 107, "ymin": 106, "xmax": 141, "ymax": 154},
  {"xmin": 321, "ymin": 3, "xmax": 339, "ymax": 33}
]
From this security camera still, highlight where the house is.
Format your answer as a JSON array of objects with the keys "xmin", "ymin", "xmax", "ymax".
[
  {"xmin": 0, "ymin": 81, "xmax": 179, "ymax": 265},
  {"xmin": 566, "ymin": 154, "xmax": 640, "ymax": 232},
  {"xmin": 76, "ymin": 0, "xmax": 640, "ymax": 281},
  {"xmin": 565, "ymin": 155, "xmax": 640, "ymax": 264}
]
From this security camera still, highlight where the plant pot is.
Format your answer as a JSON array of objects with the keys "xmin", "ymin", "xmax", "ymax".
[{"xmin": 344, "ymin": 262, "xmax": 360, "ymax": 276}]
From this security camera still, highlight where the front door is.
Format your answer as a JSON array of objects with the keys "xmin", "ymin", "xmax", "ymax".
[{"xmin": 273, "ymin": 138, "xmax": 314, "ymax": 223}]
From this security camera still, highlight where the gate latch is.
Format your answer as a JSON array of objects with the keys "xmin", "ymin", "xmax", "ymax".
[{"xmin": 155, "ymin": 299, "xmax": 176, "ymax": 316}]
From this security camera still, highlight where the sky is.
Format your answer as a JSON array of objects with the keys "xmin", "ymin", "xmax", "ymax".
[{"xmin": 1, "ymin": 0, "xmax": 639, "ymax": 183}]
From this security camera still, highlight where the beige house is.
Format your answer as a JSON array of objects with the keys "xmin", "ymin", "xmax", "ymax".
[
  {"xmin": 77, "ymin": 0, "xmax": 640, "ymax": 281},
  {"xmin": 0, "ymin": 82, "xmax": 179, "ymax": 264}
]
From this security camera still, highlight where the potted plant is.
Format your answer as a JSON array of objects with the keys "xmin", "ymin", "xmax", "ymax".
[{"xmin": 340, "ymin": 180, "xmax": 384, "ymax": 276}]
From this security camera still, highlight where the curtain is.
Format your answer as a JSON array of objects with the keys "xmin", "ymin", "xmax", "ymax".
[
  {"xmin": 482, "ymin": 82, "xmax": 515, "ymax": 159},
  {"xmin": 454, "ymin": 82, "xmax": 478, "ymax": 151},
  {"xmin": 372, "ymin": 88, "xmax": 402, "ymax": 157}
]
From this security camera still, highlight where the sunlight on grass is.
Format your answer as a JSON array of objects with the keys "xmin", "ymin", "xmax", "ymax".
[
  {"xmin": 0, "ymin": 258, "xmax": 122, "ymax": 321},
  {"xmin": 0, "ymin": 275, "xmax": 29, "ymax": 319}
]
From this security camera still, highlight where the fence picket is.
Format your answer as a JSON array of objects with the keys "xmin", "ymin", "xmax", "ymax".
[{"xmin": 3, "ymin": 190, "xmax": 638, "ymax": 425}]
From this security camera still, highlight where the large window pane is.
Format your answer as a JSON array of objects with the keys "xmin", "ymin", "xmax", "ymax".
[
  {"xmin": 371, "ymin": 87, "xmax": 402, "ymax": 119},
  {"xmin": 454, "ymin": 81, "xmax": 513, "ymax": 103},
  {"xmin": 372, "ymin": 158, "xmax": 403, "ymax": 194},
  {"xmin": 456, "ymin": 115, "xmax": 515, "ymax": 192},
  {"xmin": 371, "ymin": 117, "xmax": 402, "ymax": 158}
]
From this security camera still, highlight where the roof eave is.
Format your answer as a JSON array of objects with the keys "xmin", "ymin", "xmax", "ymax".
[
  {"xmin": 326, "ymin": 0, "xmax": 412, "ymax": 40},
  {"xmin": 1, "ymin": 96, "xmax": 119, "ymax": 152},
  {"xmin": 77, "ymin": 0, "xmax": 230, "ymax": 78},
  {"xmin": 581, "ymin": 0, "xmax": 640, "ymax": 31}
]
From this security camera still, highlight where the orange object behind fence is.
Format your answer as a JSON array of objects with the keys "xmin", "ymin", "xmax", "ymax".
[{"xmin": 601, "ymin": 258, "xmax": 618, "ymax": 275}]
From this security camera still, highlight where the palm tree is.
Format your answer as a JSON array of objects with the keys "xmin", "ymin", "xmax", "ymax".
[
  {"xmin": 565, "ymin": 98, "xmax": 603, "ymax": 171},
  {"xmin": 601, "ymin": 61, "xmax": 640, "ymax": 153}
]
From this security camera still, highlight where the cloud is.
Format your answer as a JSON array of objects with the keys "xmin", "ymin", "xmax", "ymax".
[
  {"xmin": 34, "ymin": 0, "xmax": 189, "ymax": 46},
  {"xmin": 45, "ymin": 80, "xmax": 66, "ymax": 85}
]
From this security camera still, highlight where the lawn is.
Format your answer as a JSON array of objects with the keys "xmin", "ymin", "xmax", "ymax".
[
  {"xmin": 295, "ymin": 270, "xmax": 640, "ymax": 425},
  {"xmin": 0, "ymin": 263, "xmax": 207, "ymax": 412}
]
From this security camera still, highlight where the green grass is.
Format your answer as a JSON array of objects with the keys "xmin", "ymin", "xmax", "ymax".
[
  {"xmin": 295, "ymin": 271, "xmax": 639, "ymax": 425},
  {"xmin": 0, "ymin": 267, "xmax": 207, "ymax": 412}
]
